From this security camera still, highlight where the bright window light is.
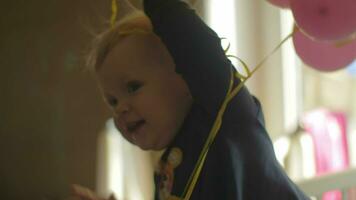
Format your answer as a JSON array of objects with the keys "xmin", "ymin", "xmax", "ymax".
[
  {"xmin": 206, "ymin": 0, "xmax": 238, "ymax": 67},
  {"xmin": 280, "ymin": 10, "xmax": 301, "ymax": 133},
  {"xmin": 96, "ymin": 119, "xmax": 154, "ymax": 200}
]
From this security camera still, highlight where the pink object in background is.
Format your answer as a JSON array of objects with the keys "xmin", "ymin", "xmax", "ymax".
[
  {"xmin": 293, "ymin": 29, "xmax": 356, "ymax": 72},
  {"xmin": 303, "ymin": 109, "xmax": 349, "ymax": 200},
  {"xmin": 267, "ymin": 0, "xmax": 290, "ymax": 9},
  {"xmin": 290, "ymin": 0, "xmax": 356, "ymax": 42}
]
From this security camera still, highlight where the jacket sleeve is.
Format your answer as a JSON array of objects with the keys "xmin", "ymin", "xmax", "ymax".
[
  {"xmin": 196, "ymin": 109, "xmax": 310, "ymax": 200},
  {"xmin": 144, "ymin": 0, "xmax": 235, "ymax": 117}
]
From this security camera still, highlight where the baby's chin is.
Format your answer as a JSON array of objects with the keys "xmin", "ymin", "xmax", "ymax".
[
  {"xmin": 134, "ymin": 139, "xmax": 169, "ymax": 151},
  {"xmin": 137, "ymin": 143, "xmax": 167, "ymax": 151}
]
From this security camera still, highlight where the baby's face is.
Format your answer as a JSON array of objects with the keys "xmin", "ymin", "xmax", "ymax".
[{"xmin": 96, "ymin": 34, "xmax": 193, "ymax": 150}]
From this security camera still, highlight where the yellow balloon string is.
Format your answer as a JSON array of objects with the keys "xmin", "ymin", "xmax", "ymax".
[
  {"xmin": 227, "ymin": 29, "xmax": 296, "ymax": 102},
  {"xmin": 110, "ymin": 0, "xmax": 118, "ymax": 28},
  {"xmin": 182, "ymin": 68, "xmax": 234, "ymax": 200},
  {"xmin": 181, "ymin": 29, "xmax": 297, "ymax": 200}
]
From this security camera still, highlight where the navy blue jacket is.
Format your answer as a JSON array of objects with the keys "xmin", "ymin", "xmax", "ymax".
[{"xmin": 144, "ymin": 0, "xmax": 309, "ymax": 199}]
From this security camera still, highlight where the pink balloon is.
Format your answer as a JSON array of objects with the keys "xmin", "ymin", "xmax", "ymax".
[
  {"xmin": 293, "ymin": 29, "xmax": 356, "ymax": 71},
  {"xmin": 267, "ymin": 0, "xmax": 290, "ymax": 9},
  {"xmin": 290, "ymin": 0, "xmax": 356, "ymax": 41}
]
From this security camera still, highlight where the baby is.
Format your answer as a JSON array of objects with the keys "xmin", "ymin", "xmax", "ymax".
[{"xmin": 72, "ymin": 0, "xmax": 310, "ymax": 199}]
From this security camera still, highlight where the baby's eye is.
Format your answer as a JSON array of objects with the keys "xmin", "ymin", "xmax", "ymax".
[
  {"xmin": 127, "ymin": 81, "xmax": 142, "ymax": 94},
  {"xmin": 107, "ymin": 97, "xmax": 118, "ymax": 107}
]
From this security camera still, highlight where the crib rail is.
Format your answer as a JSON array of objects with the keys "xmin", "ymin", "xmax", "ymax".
[{"xmin": 296, "ymin": 167, "xmax": 356, "ymax": 199}]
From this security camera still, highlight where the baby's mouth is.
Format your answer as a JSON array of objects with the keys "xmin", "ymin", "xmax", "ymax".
[{"xmin": 127, "ymin": 119, "xmax": 146, "ymax": 134}]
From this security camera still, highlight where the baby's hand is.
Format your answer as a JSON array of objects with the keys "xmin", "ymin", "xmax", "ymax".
[{"xmin": 70, "ymin": 184, "xmax": 116, "ymax": 200}]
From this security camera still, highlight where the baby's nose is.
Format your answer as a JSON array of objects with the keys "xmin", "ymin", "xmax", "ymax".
[{"xmin": 114, "ymin": 100, "xmax": 131, "ymax": 116}]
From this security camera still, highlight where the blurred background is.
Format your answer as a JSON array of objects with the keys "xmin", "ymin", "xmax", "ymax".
[{"xmin": 1, "ymin": 0, "xmax": 355, "ymax": 199}]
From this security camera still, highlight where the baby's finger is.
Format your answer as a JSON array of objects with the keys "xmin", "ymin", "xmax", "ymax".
[
  {"xmin": 108, "ymin": 194, "xmax": 117, "ymax": 200},
  {"xmin": 71, "ymin": 184, "xmax": 97, "ymax": 200}
]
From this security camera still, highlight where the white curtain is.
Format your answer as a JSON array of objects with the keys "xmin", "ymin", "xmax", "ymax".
[{"xmin": 96, "ymin": 119, "xmax": 161, "ymax": 200}]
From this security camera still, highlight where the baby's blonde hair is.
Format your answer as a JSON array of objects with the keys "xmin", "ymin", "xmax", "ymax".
[{"xmin": 86, "ymin": 11, "xmax": 153, "ymax": 72}]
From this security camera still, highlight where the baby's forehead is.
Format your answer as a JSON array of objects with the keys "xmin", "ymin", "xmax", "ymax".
[
  {"xmin": 97, "ymin": 33, "xmax": 175, "ymax": 83},
  {"xmin": 116, "ymin": 33, "xmax": 164, "ymax": 55},
  {"xmin": 111, "ymin": 34, "xmax": 171, "ymax": 64},
  {"xmin": 102, "ymin": 35, "xmax": 154, "ymax": 68}
]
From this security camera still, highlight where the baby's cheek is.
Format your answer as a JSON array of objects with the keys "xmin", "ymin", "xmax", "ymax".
[
  {"xmin": 113, "ymin": 118, "xmax": 128, "ymax": 138},
  {"xmin": 113, "ymin": 117, "xmax": 121, "ymax": 130}
]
